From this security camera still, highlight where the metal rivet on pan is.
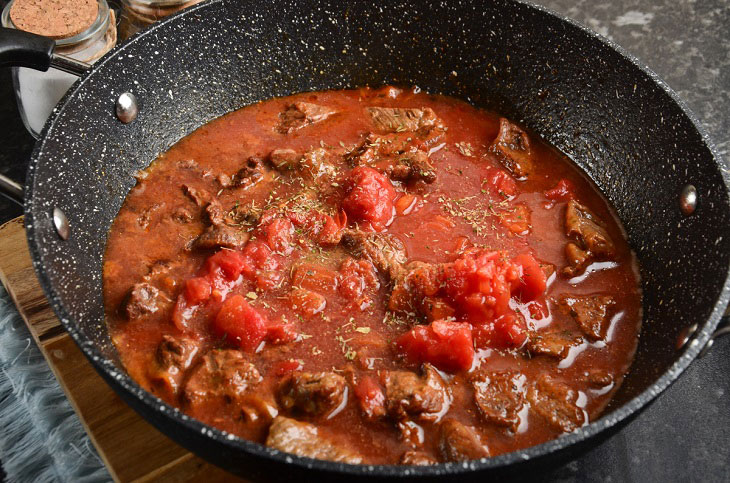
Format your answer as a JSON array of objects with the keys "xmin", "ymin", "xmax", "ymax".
[
  {"xmin": 116, "ymin": 92, "xmax": 139, "ymax": 124},
  {"xmin": 679, "ymin": 184, "xmax": 697, "ymax": 215},
  {"xmin": 53, "ymin": 207, "xmax": 70, "ymax": 240}
]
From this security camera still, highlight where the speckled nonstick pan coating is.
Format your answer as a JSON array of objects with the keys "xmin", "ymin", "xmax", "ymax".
[{"xmin": 22, "ymin": 0, "xmax": 730, "ymax": 480}]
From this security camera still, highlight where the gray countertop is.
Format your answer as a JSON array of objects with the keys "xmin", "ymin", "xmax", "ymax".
[{"xmin": 0, "ymin": 0, "xmax": 728, "ymax": 480}]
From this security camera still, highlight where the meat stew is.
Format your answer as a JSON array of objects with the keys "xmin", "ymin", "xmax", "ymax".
[{"xmin": 104, "ymin": 86, "xmax": 641, "ymax": 465}]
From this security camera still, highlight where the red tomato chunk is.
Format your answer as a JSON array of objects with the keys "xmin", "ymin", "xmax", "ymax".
[
  {"xmin": 544, "ymin": 178, "xmax": 576, "ymax": 202},
  {"xmin": 483, "ymin": 167, "xmax": 518, "ymax": 198},
  {"xmin": 213, "ymin": 294, "xmax": 269, "ymax": 351},
  {"xmin": 342, "ymin": 166, "xmax": 396, "ymax": 231},
  {"xmin": 473, "ymin": 313, "xmax": 527, "ymax": 350},
  {"xmin": 396, "ymin": 319, "xmax": 474, "ymax": 372}
]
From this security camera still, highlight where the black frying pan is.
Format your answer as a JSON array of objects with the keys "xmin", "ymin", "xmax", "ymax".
[{"xmin": 1, "ymin": 0, "xmax": 729, "ymax": 480}]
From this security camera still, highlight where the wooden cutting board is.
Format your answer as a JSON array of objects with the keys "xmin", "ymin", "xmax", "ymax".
[{"xmin": 0, "ymin": 217, "xmax": 246, "ymax": 483}]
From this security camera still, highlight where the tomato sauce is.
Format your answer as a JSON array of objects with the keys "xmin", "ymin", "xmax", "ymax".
[{"xmin": 103, "ymin": 86, "xmax": 641, "ymax": 464}]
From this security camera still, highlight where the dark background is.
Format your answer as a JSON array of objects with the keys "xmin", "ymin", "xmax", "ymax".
[{"xmin": 0, "ymin": 0, "xmax": 728, "ymax": 481}]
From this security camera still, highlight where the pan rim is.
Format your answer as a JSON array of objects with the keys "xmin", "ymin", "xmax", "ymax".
[{"xmin": 22, "ymin": 0, "xmax": 730, "ymax": 477}]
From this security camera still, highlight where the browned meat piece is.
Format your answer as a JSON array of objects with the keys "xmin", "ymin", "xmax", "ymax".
[
  {"xmin": 124, "ymin": 282, "xmax": 162, "ymax": 319},
  {"xmin": 277, "ymin": 102, "xmax": 336, "ymax": 134},
  {"xmin": 527, "ymin": 375, "xmax": 586, "ymax": 433},
  {"xmin": 558, "ymin": 294, "xmax": 616, "ymax": 341},
  {"xmin": 400, "ymin": 450, "xmax": 437, "ymax": 466},
  {"xmin": 149, "ymin": 335, "xmax": 200, "ymax": 396},
  {"xmin": 438, "ymin": 419, "xmax": 489, "ymax": 462},
  {"xmin": 191, "ymin": 224, "xmax": 251, "ymax": 250},
  {"xmin": 563, "ymin": 200, "xmax": 616, "ymax": 276},
  {"xmin": 347, "ymin": 134, "xmax": 438, "ymax": 184},
  {"xmin": 384, "ymin": 364, "xmax": 451, "ymax": 423},
  {"xmin": 526, "ymin": 331, "xmax": 583, "ymax": 359},
  {"xmin": 270, "ymin": 148, "xmax": 301, "ymax": 170},
  {"xmin": 233, "ymin": 156, "xmax": 267, "ymax": 189},
  {"xmin": 489, "ymin": 118, "xmax": 533, "ymax": 178},
  {"xmin": 278, "ymin": 372, "xmax": 347, "ymax": 418},
  {"xmin": 471, "ymin": 371, "xmax": 525, "ymax": 431},
  {"xmin": 388, "ymin": 151, "xmax": 437, "ymax": 184},
  {"xmin": 388, "ymin": 261, "xmax": 444, "ymax": 316},
  {"xmin": 341, "ymin": 229, "xmax": 407, "ymax": 282},
  {"xmin": 182, "ymin": 185, "xmax": 210, "ymax": 207},
  {"xmin": 266, "ymin": 416, "xmax": 363, "ymax": 464},
  {"xmin": 172, "ymin": 207, "xmax": 193, "ymax": 224},
  {"xmin": 585, "ymin": 369, "xmax": 614, "ymax": 389},
  {"xmin": 366, "ymin": 107, "xmax": 442, "ymax": 134},
  {"xmin": 137, "ymin": 203, "xmax": 165, "ymax": 229},
  {"xmin": 183, "ymin": 350, "xmax": 262, "ymax": 409}
]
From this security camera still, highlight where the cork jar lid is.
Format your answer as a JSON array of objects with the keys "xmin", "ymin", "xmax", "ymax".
[{"xmin": 10, "ymin": 0, "xmax": 99, "ymax": 39}]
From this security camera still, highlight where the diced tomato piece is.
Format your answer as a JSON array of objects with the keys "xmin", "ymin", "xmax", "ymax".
[
  {"xmin": 289, "ymin": 288, "xmax": 326, "ymax": 318},
  {"xmin": 395, "ymin": 319, "xmax": 474, "ymax": 372},
  {"xmin": 263, "ymin": 217, "xmax": 295, "ymax": 254},
  {"xmin": 292, "ymin": 262, "xmax": 338, "ymax": 294},
  {"xmin": 184, "ymin": 277, "xmax": 212, "ymax": 305},
  {"xmin": 342, "ymin": 166, "xmax": 396, "ymax": 231},
  {"xmin": 354, "ymin": 375, "xmax": 386, "ymax": 418},
  {"xmin": 443, "ymin": 250, "xmax": 520, "ymax": 322},
  {"xmin": 544, "ymin": 178, "xmax": 576, "ymax": 202},
  {"xmin": 338, "ymin": 258, "xmax": 379, "ymax": 309},
  {"xmin": 513, "ymin": 253, "xmax": 547, "ymax": 302},
  {"xmin": 473, "ymin": 313, "xmax": 527, "ymax": 350},
  {"xmin": 483, "ymin": 167, "xmax": 519, "ymax": 198},
  {"xmin": 453, "ymin": 236, "xmax": 472, "ymax": 253},
  {"xmin": 394, "ymin": 193, "xmax": 418, "ymax": 215},
  {"xmin": 213, "ymin": 294, "xmax": 268, "ymax": 351},
  {"xmin": 427, "ymin": 215, "xmax": 457, "ymax": 232},
  {"xmin": 527, "ymin": 299, "xmax": 549, "ymax": 321},
  {"xmin": 205, "ymin": 249, "xmax": 246, "ymax": 281},
  {"xmin": 240, "ymin": 240, "xmax": 276, "ymax": 277},
  {"xmin": 500, "ymin": 203, "xmax": 531, "ymax": 235},
  {"xmin": 273, "ymin": 359, "xmax": 303, "ymax": 377},
  {"xmin": 266, "ymin": 323, "xmax": 298, "ymax": 345}
]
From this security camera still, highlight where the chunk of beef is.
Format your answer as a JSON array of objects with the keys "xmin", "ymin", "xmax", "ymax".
[
  {"xmin": 191, "ymin": 224, "xmax": 251, "ymax": 250},
  {"xmin": 341, "ymin": 229, "xmax": 407, "ymax": 282},
  {"xmin": 400, "ymin": 450, "xmax": 437, "ymax": 466},
  {"xmin": 489, "ymin": 118, "xmax": 532, "ymax": 178},
  {"xmin": 383, "ymin": 364, "xmax": 450, "ymax": 423},
  {"xmin": 137, "ymin": 203, "xmax": 165, "ymax": 229},
  {"xmin": 471, "ymin": 371, "xmax": 525, "ymax": 431},
  {"xmin": 266, "ymin": 416, "xmax": 363, "ymax": 464},
  {"xmin": 527, "ymin": 375, "xmax": 586, "ymax": 433},
  {"xmin": 563, "ymin": 200, "xmax": 616, "ymax": 276},
  {"xmin": 233, "ymin": 156, "xmax": 267, "ymax": 189},
  {"xmin": 585, "ymin": 369, "xmax": 614, "ymax": 389},
  {"xmin": 269, "ymin": 147, "xmax": 336, "ymax": 182},
  {"xmin": 278, "ymin": 372, "xmax": 347, "ymax": 418},
  {"xmin": 388, "ymin": 261, "xmax": 444, "ymax": 316},
  {"xmin": 526, "ymin": 331, "xmax": 583, "ymax": 359},
  {"xmin": 277, "ymin": 102, "xmax": 336, "ymax": 134},
  {"xmin": 149, "ymin": 335, "xmax": 200, "ymax": 396},
  {"xmin": 172, "ymin": 207, "xmax": 194, "ymax": 224},
  {"xmin": 438, "ymin": 419, "xmax": 489, "ymax": 462},
  {"xmin": 366, "ymin": 107, "xmax": 442, "ymax": 134},
  {"xmin": 182, "ymin": 185, "xmax": 210, "ymax": 207},
  {"xmin": 183, "ymin": 350, "xmax": 262, "ymax": 409},
  {"xmin": 388, "ymin": 151, "xmax": 437, "ymax": 184},
  {"xmin": 558, "ymin": 294, "xmax": 616, "ymax": 341},
  {"xmin": 124, "ymin": 282, "xmax": 162, "ymax": 319},
  {"xmin": 346, "ymin": 132, "xmax": 439, "ymax": 184},
  {"xmin": 270, "ymin": 148, "xmax": 301, "ymax": 170}
]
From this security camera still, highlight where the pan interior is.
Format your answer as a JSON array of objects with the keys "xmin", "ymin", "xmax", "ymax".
[{"xmin": 24, "ymin": 0, "xmax": 730, "ymax": 473}]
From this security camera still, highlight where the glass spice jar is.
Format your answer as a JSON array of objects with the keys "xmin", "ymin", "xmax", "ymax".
[
  {"xmin": 1, "ymin": 0, "xmax": 117, "ymax": 138},
  {"xmin": 118, "ymin": 0, "xmax": 202, "ymax": 40}
]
